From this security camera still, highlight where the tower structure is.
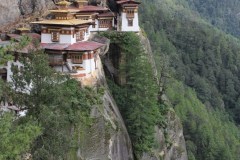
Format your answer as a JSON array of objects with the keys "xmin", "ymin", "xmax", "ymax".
[{"xmin": 116, "ymin": 0, "xmax": 141, "ymax": 32}]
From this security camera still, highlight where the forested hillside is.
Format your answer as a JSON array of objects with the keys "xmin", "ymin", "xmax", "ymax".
[
  {"xmin": 139, "ymin": 0, "xmax": 240, "ymax": 159},
  {"xmin": 186, "ymin": 0, "xmax": 240, "ymax": 37}
]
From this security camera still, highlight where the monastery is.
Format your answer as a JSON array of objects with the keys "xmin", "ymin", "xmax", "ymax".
[{"xmin": 0, "ymin": 0, "xmax": 141, "ymax": 81}]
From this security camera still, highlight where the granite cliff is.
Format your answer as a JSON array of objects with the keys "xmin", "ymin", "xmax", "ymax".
[{"xmin": 0, "ymin": 0, "xmax": 54, "ymax": 31}]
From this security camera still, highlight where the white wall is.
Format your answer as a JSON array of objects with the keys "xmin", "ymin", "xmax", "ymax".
[
  {"xmin": 90, "ymin": 59, "xmax": 95, "ymax": 71},
  {"xmin": 83, "ymin": 59, "xmax": 91, "ymax": 73},
  {"xmin": 82, "ymin": 52, "xmax": 95, "ymax": 73},
  {"xmin": 41, "ymin": 33, "xmax": 52, "ymax": 43},
  {"xmin": 121, "ymin": 13, "xmax": 140, "ymax": 32},
  {"xmin": 41, "ymin": 32, "xmax": 77, "ymax": 44},
  {"xmin": 60, "ymin": 34, "xmax": 76, "ymax": 44},
  {"xmin": 84, "ymin": 30, "xmax": 89, "ymax": 41}
]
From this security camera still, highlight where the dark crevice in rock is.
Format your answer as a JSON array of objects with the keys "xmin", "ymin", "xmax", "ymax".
[{"xmin": 19, "ymin": 0, "xmax": 24, "ymax": 15}]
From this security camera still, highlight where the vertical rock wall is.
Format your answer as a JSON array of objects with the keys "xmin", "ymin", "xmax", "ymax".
[
  {"xmin": 72, "ymin": 37, "xmax": 134, "ymax": 160},
  {"xmin": 0, "ymin": 0, "xmax": 54, "ymax": 30}
]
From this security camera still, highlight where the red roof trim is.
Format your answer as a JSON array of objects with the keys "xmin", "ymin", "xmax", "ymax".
[
  {"xmin": 66, "ymin": 41, "xmax": 105, "ymax": 51},
  {"xmin": 97, "ymin": 12, "xmax": 115, "ymax": 17},
  {"xmin": 41, "ymin": 41, "xmax": 105, "ymax": 52},
  {"xmin": 116, "ymin": 0, "xmax": 141, "ymax": 5},
  {"xmin": 41, "ymin": 43, "xmax": 70, "ymax": 51}
]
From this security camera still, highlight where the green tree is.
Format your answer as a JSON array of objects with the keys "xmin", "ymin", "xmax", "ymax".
[
  {"xmin": 101, "ymin": 32, "xmax": 161, "ymax": 157},
  {"xmin": 6, "ymin": 50, "xmax": 102, "ymax": 159},
  {"xmin": 0, "ymin": 113, "xmax": 41, "ymax": 160}
]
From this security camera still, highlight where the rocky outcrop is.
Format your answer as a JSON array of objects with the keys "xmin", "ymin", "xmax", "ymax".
[
  {"xmin": 0, "ymin": 0, "xmax": 54, "ymax": 31},
  {"xmin": 102, "ymin": 32, "xmax": 188, "ymax": 160},
  {"xmin": 74, "ymin": 89, "xmax": 134, "ymax": 160},
  {"xmin": 0, "ymin": 1, "xmax": 21, "ymax": 27},
  {"xmin": 19, "ymin": 0, "xmax": 54, "ymax": 15},
  {"xmin": 139, "ymin": 33, "xmax": 188, "ymax": 160},
  {"xmin": 72, "ymin": 36, "xmax": 134, "ymax": 160},
  {"xmin": 76, "ymin": 89, "xmax": 133, "ymax": 160},
  {"xmin": 141, "ymin": 109, "xmax": 188, "ymax": 160}
]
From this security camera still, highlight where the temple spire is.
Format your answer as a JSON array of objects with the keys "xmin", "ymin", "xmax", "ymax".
[{"xmin": 56, "ymin": 0, "xmax": 72, "ymax": 9}]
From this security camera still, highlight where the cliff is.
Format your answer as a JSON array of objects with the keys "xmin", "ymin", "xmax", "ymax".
[
  {"xmin": 62, "ymin": 35, "xmax": 135, "ymax": 160},
  {"xmin": 139, "ymin": 34, "xmax": 188, "ymax": 160},
  {"xmin": 101, "ymin": 31, "xmax": 188, "ymax": 160},
  {"xmin": 0, "ymin": 0, "xmax": 54, "ymax": 31},
  {"xmin": 140, "ymin": 110, "xmax": 188, "ymax": 160}
]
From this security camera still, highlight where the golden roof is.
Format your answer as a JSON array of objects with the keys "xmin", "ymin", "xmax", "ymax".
[
  {"xmin": 16, "ymin": 27, "xmax": 30, "ymax": 31},
  {"xmin": 31, "ymin": 19, "xmax": 93, "ymax": 26},
  {"xmin": 56, "ymin": 0, "xmax": 71, "ymax": 6},
  {"xmin": 76, "ymin": 0, "xmax": 88, "ymax": 2}
]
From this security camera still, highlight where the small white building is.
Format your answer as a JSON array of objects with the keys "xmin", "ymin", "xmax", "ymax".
[{"xmin": 116, "ymin": 0, "xmax": 141, "ymax": 32}]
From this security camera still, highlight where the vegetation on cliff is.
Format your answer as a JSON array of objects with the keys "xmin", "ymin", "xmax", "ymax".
[
  {"xmin": 0, "ymin": 50, "xmax": 103, "ymax": 159},
  {"xmin": 100, "ymin": 31, "xmax": 168, "ymax": 158}
]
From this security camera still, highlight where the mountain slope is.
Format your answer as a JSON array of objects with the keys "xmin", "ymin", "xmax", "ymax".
[
  {"xmin": 186, "ymin": 0, "xmax": 240, "ymax": 37},
  {"xmin": 139, "ymin": 0, "xmax": 240, "ymax": 159},
  {"xmin": 140, "ymin": 0, "xmax": 240, "ymax": 123}
]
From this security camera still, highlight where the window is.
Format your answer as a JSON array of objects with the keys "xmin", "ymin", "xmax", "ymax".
[
  {"xmin": 51, "ymin": 31, "xmax": 59, "ymax": 42},
  {"xmin": 126, "ymin": 9, "xmax": 134, "ymax": 18},
  {"xmin": 92, "ymin": 22, "xmax": 96, "ymax": 28},
  {"xmin": 49, "ymin": 55, "xmax": 63, "ymax": 65},
  {"xmin": 0, "ymin": 68, "xmax": 7, "ymax": 81},
  {"xmin": 99, "ymin": 19, "xmax": 112, "ymax": 28},
  {"xmin": 76, "ymin": 30, "xmax": 84, "ymax": 41},
  {"xmin": 68, "ymin": 54, "xmax": 83, "ymax": 64},
  {"xmin": 128, "ymin": 19, "xmax": 133, "ymax": 26}
]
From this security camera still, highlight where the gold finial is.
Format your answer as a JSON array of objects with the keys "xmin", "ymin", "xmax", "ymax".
[
  {"xmin": 56, "ymin": 0, "xmax": 71, "ymax": 6},
  {"xmin": 56, "ymin": 0, "xmax": 72, "ymax": 10}
]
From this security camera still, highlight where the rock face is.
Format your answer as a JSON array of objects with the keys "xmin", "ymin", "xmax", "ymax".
[
  {"xmin": 0, "ymin": 0, "xmax": 54, "ymax": 30},
  {"xmin": 141, "ymin": 109, "xmax": 188, "ymax": 160},
  {"xmin": 78, "ymin": 89, "xmax": 134, "ymax": 160},
  {"xmin": 19, "ymin": 0, "xmax": 54, "ymax": 15},
  {"xmin": 103, "ymin": 32, "xmax": 188, "ymax": 160},
  {"xmin": 139, "ymin": 33, "xmax": 188, "ymax": 160},
  {"xmin": 74, "ymin": 89, "xmax": 134, "ymax": 160},
  {"xmin": 73, "ymin": 36, "xmax": 134, "ymax": 160},
  {"xmin": 0, "ymin": 0, "xmax": 21, "ymax": 27}
]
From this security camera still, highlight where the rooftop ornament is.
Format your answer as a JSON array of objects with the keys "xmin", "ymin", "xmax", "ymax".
[{"xmin": 56, "ymin": 0, "xmax": 72, "ymax": 9}]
